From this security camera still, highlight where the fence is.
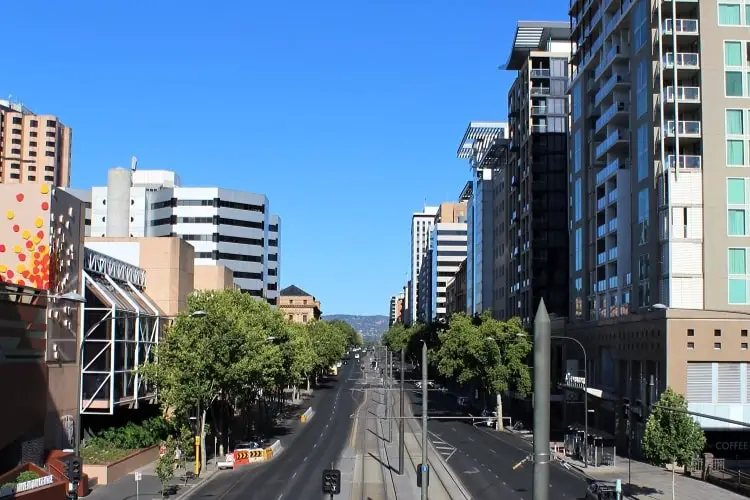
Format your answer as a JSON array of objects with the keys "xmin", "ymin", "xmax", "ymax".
[{"xmin": 563, "ymin": 430, "xmax": 616, "ymax": 467}]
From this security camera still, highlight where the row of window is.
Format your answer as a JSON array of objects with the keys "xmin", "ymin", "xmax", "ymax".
[
  {"xmin": 150, "ymin": 216, "xmax": 265, "ymax": 230},
  {"xmin": 8, "ymin": 118, "xmax": 57, "ymax": 128},
  {"xmin": 150, "ymin": 198, "xmax": 265, "ymax": 213},
  {"xmin": 719, "ymin": 2, "xmax": 750, "ymax": 27},
  {"xmin": 724, "ymin": 41, "xmax": 750, "ymax": 97}
]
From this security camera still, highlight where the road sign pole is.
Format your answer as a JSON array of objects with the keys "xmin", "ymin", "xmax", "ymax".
[
  {"xmin": 388, "ymin": 350, "xmax": 393, "ymax": 442},
  {"xmin": 421, "ymin": 341, "xmax": 428, "ymax": 500},
  {"xmin": 399, "ymin": 348, "xmax": 405, "ymax": 475}
]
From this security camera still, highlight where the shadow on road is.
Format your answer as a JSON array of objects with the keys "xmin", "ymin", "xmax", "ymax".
[
  {"xmin": 625, "ymin": 483, "xmax": 663, "ymax": 496},
  {"xmin": 367, "ymin": 452, "xmax": 398, "ymax": 474}
]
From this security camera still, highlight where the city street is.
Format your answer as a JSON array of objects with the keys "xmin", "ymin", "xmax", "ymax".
[
  {"xmin": 187, "ymin": 361, "xmax": 362, "ymax": 500},
  {"xmin": 408, "ymin": 384, "xmax": 589, "ymax": 499}
]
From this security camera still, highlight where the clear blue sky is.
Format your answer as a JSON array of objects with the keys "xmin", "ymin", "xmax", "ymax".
[{"xmin": 3, "ymin": 0, "xmax": 566, "ymax": 316}]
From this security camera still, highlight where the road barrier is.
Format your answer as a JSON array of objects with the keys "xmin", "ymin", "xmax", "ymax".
[
  {"xmin": 232, "ymin": 448, "xmax": 265, "ymax": 468},
  {"xmin": 300, "ymin": 407, "xmax": 314, "ymax": 423},
  {"xmin": 263, "ymin": 439, "xmax": 282, "ymax": 461}
]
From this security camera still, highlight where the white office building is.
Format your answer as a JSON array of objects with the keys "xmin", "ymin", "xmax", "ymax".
[
  {"xmin": 70, "ymin": 168, "xmax": 280, "ymax": 302},
  {"xmin": 430, "ymin": 222, "xmax": 468, "ymax": 320},
  {"xmin": 409, "ymin": 206, "xmax": 439, "ymax": 325}
]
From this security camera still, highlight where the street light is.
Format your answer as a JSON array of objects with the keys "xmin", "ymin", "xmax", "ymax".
[
  {"xmin": 74, "ymin": 309, "xmax": 207, "ymax": 462},
  {"xmin": 517, "ymin": 332, "xmax": 589, "ymax": 467}
]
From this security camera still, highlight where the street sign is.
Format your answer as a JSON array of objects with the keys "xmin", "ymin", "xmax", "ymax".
[{"xmin": 134, "ymin": 472, "xmax": 142, "ymax": 481}]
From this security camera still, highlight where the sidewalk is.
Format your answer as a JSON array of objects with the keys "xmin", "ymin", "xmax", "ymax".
[{"xmin": 506, "ymin": 428, "xmax": 748, "ymax": 500}]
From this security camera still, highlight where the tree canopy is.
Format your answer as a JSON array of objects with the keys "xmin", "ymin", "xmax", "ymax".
[{"xmin": 641, "ymin": 387, "xmax": 706, "ymax": 467}]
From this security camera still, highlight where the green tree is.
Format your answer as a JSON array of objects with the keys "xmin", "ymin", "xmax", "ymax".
[
  {"xmin": 327, "ymin": 319, "xmax": 362, "ymax": 346},
  {"xmin": 308, "ymin": 320, "xmax": 348, "ymax": 381},
  {"xmin": 155, "ymin": 436, "xmax": 178, "ymax": 499},
  {"xmin": 140, "ymin": 289, "xmax": 285, "ymax": 471},
  {"xmin": 642, "ymin": 387, "xmax": 706, "ymax": 497},
  {"xmin": 434, "ymin": 312, "xmax": 531, "ymax": 427},
  {"xmin": 283, "ymin": 322, "xmax": 317, "ymax": 399}
]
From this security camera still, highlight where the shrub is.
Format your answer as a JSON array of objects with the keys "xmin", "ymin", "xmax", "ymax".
[
  {"xmin": 15, "ymin": 471, "xmax": 40, "ymax": 483},
  {"xmin": 85, "ymin": 417, "xmax": 172, "ymax": 450}
]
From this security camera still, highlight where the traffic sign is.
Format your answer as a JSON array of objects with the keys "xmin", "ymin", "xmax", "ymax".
[{"xmin": 134, "ymin": 472, "xmax": 142, "ymax": 481}]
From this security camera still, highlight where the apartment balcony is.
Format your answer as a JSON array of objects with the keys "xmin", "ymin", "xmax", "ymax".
[
  {"xmin": 531, "ymin": 105, "xmax": 548, "ymax": 116},
  {"xmin": 607, "ymin": 218, "xmax": 618, "ymax": 233},
  {"xmin": 530, "ymin": 68, "xmax": 551, "ymax": 78},
  {"xmin": 531, "ymin": 124, "xmax": 548, "ymax": 134},
  {"xmin": 597, "ymin": 224, "xmax": 607, "ymax": 238},
  {"xmin": 595, "ymin": 45, "xmax": 629, "ymax": 81},
  {"xmin": 662, "ymin": 18, "xmax": 699, "ymax": 37},
  {"xmin": 530, "ymin": 86, "xmax": 551, "ymax": 96},
  {"xmin": 598, "ymin": 251, "xmax": 607, "ymax": 265},
  {"xmin": 662, "ymin": 52, "xmax": 700, "ymax": 72},
  {"xmin": 597, "ymin": 196, "xmax": 607, "ymax": 211},
  {"xmin": 608, "ymin": 246, "xmax": 618, "ymax": 261},
  {"xmin": 608, "ymin": 276, "xmax": 619, "ymax": 290},
  {"xmin": 596, "ymin": 157, "xmax": 621, "ymax": 186},
  {"xmin": 595, "ymin": 129, "xmax": 629, "ymax": 159},
  {"xmin": 666, "ymin": 154, "xmax": 702, "ymax": 169},
  {"xmin": 595, "ymin": 101, "xmax": 629, "ymax": 133},
  {"xmin": 662, "ymin": 86, "xmax": 701, "ymax": 106},
  {"xmin": 607, "ymin": 189, "xmax": 618, "ymax": 205},
  {"xmin": 665, "ymin": 120, "xmax": 702, "ymax": 139},
  {"xmin": 594, "ymin": 71, "xmax": 630, "ymax": 107}
]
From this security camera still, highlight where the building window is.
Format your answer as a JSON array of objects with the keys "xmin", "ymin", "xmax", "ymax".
[
  {"xmin": 574, "ymin": 130, "xmax": 582, "ymax": 173},
  {"xmin": 302, "ymin": 315, "xmax": 308, "ymax": 322},
  {"xmin": 728, "ymin": 247, "xmax": 750, "ymax": 304},
  {"xmin": 714, "ymin": 342, "xmax": 722, "ymax": 350},
  {"xmin": 715, "ymin": 329, "xmax": 723, "ymax": 336},
  {"xmin": 743, "ymin": 343, "xmax": 749, "ymax": 350},
  {"xmin": 688, "ymin": 342, "xmax": 695, "ymax": 349},
  {"xmin": 742, "ymin": 329, "xmax": 748, "ymax": 336},
  {"xmin": 634, "ymin": 0, "xmax": 648, "ymax": 50},
  {"xmin": 727, "ymin": 109, "xmax": 749, "ymax": 167},
  {"xmin": 638, "ymin": 188, "xmax": 649, "ymax": 245},
  {"xmin": 573, "ymin": 84, "xmax": 582, "ymax": 121},
  {"xmin": 575, "ymin": 228, "xmax": 582, "ymax": 271},
  {"xmin": 724, "ymin": 41, "xmax": 748, "ymax": 97},
  {"xmin": 637, "ymin": 60, "xmax": 648, "ymax": 117},
  {"xmin": 574, "ymin": 179, "xmax": 582, "ymax": 221},
  {"xmin": 728, "ymin": 177, "xmax": 749, "ymax": 235},
  {"xmin": 719, "ymin": 3, "xmax": 748, "ymax": 25},
  {"xmin": 637, "ymin": 125, "xmax": 648, "ymax": 180},
  {"xmin": 687, "ymin": 328, "xmax": 695, "ymax": 336}
]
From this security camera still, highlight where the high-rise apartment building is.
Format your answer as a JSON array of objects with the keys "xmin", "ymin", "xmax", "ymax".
[
  {"xmin": 71, "ymin": 169, "xmax": 280, "ymax": 303},
  {"xmin": 566, "ymin": 0, "xmax": 750, "ymax": 440},
  {"xmin": 408, "ymin": 206, "xmax": 439, "ymax": 325},
  {"xmin": 502, "ymin": 22, "xmax": 572, "ymax": 325},
  {"xmin": 429, "ymin": 202, "xmax": 468, "ymax": 321},
  {"xmin": 0, "ymin": 100, "xmax": 72, "ymax": 187},
  {"xmin": 457, "ymin": 121, "xmax": 509, "ymax": 316}
]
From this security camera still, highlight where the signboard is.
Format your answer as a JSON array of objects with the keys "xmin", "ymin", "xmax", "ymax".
[
  {"xmin": 84, "ymin": 247, "xmax": 146, "ymax": 287},
  {"xmin": 0, "ymin": 474, "xmax": 55, "ymax": 498},
  {"xmin": 704, "ymin": 431, "xmax": 750, "ymax": 459},
  {"xmin": 134, "ymin": 471, "xmax": 142, "ymax": 481},
  {"xmin": 233, "ymin": 449, "xmax": 251, "ymax": 467},
  {"xmin": 564, "ymin": 373, "xmax": 586, "ymax": 389}
]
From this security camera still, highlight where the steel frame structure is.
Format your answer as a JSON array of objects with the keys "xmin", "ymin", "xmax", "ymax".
[{"xmin": 80, "ymin": 271, "xmax": 164, "ymax": 415}]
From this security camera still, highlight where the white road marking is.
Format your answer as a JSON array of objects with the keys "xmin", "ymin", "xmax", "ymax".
[{"xmin": 292, "ymin": 472, "xmax": 297, "ymax": 479}]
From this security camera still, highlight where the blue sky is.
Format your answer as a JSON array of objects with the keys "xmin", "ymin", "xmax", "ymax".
[{"xmin": 3, "ymin": 0, "xmax": 566, "ymax": 316}]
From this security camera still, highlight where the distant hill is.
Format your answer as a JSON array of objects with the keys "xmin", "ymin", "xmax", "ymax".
[{"xmin": 323, "ymin": 314, "xmax": 389, "ymax": 339}]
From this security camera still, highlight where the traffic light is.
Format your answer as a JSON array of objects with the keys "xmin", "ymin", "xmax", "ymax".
[
  {"xmin": 65, "ymin": 456, "xmax": 83, "ymax": 483},
  {"xmin": 416, "ymin": 463, "xmax": 429, "ymax": 487},
  {"xmin": 322, "ymin": 469, "xmax": 341, "ymax": 495}
]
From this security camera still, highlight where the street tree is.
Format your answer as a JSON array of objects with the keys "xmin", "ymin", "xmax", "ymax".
[
  {"xmin": 308, "ymin": 320, "xmax": 348, "ymax": 381},
  {"xmin": 327, "ymin": 319, "xmax": 363, "ymax": 346},
  {"xmin": 434, "ymin": 312, "xmax": 531, "ymax": 426},
  {"xmin": 283, "ymin": 322, "xmax": 317, "ymax": 400},
  {"xmin": 642, "ymin": 387, "xmax": 706, "ymax": 498}
]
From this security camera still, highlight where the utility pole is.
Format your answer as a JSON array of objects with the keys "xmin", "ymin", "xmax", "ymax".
[
  {"xmin": 399, "ymin": 348, "xmax": 405, "ymax": 475},
  {"xmin": 421, "ymin": 341, "xmax": 428, "ymax": 500},
  {"xmin": 532, "ymin": 299, "xmax": 551, "ymax": 500},
  {"xmin": 388, "ymin": 350, "xmax": 393, "ymax": 442},
  {"xmin": 384, "ymin": 347, "xmax": 390, "ymax": 442}
]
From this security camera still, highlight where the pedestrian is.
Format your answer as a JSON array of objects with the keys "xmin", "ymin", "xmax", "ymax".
[{"xmin": 174, "ymin": 445, "xmax": 183, "ymax": 471}]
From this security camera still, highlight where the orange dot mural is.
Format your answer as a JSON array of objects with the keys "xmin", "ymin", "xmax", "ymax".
[{"xmin": 0, "ymin": 188, "xmax": 53, "ymax": 289}]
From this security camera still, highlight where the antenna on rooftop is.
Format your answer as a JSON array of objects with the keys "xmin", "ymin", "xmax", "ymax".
[{"xmin": 131, "ymin": 156, "xmax": 138, "ymax": 172}]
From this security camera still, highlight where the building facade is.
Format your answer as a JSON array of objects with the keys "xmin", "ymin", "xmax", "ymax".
[
  {"xmin": 0, "ymin": 100, "xmax": 72, "ymax": 187},
  {"xmin": 429, "ymin": 202, "xmax": 468, "ymax": 321},
  {"xmin": 566, "ymin": 0, "xmax": 750, "ymax": 443},
  {"xmin": 503, "ymin": 21, "xmax": 572, "ymax": 325},
  {"xmin": 278, "ymin": 285, "xmax": 321, "ymax": 323},
  {"xmin": 408, "ymin": 206, "xmax": 439, "ymax": 325},
  {"xmin": 73, "ymin": 168, "xmax": 281, "ymax": 303},
  {"xmin": 445, "ymin": 259, "xmax": 468, "ymax": 317},
  {"xmin": 457, "ymin": 121, "xmax": 509, "ymax": 316}
]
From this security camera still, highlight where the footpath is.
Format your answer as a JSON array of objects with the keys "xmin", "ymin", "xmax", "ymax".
[
  {"xmin": 339, "ymin": 366, "xmax": 472, "ymax": 500},
  {"xmin": 509, "ymin": 429, "xmax": 748, "ymax": 500},
  {"xmin": 85, "ymin": 397, "xmax": 312, "ymax": 500}
]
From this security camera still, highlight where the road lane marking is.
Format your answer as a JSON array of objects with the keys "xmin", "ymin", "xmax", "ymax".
[{"xmin": 292, "ymin": 472, "xmax": 297, "ymax": 479}]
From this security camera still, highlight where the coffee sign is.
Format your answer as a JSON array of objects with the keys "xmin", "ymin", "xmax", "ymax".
[{"xmin": 84, "ymin": 248, "xmax": 146, "ymax": 288}]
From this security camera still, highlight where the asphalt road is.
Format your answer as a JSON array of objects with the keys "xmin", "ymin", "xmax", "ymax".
[
  {"xmin": 408, "ymin": 384, "xmax": 589, "ymax": 500},
  {"xmin": 189, "ymin": 362, "xmax": 362, "ymax": 500}
]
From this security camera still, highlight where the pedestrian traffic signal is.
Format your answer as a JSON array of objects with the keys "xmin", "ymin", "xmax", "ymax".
[
  {"xmin": 416, "ymin": 463, "xmax": 429, "ymax": 487},
  {"xmin": 322, "ymin": 469, "xmax": 341, "ymax": 494},
  {"xmin": 65, "ymin": 456, "xmax": 83, "ymax": 483}
]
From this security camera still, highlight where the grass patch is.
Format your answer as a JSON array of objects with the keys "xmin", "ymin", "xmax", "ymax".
[{"xmin": 80, "ymin": 446, "xmax": 136, "ymax": 465}]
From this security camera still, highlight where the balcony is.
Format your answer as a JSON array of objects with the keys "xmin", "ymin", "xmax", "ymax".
[
  {"xmin": 665, "ymin": 120, "xmax": 702, "ymax": 138},
  {"xmin": 596, "ymin": 158, "xmax": 621, "ymax": 185},
  {"xmin": 595, "ymin": 129, "xmax": 629, "ymax": 159},
  {"xmin": 530, "ymin": 68, "xmax": 551, "ymax": 78},
  {"xmin": 594, "ymin": 71, "xmax": 630, "ymax": 107},
  {"xmin": 663, "ymin": 86, "xmax": 700, "ymax": 104},
  {"xmin": 597, "ymin": 224, "xmax": 606, "ymax": 238},
  {"xmin": 607, "ymin": 189, "xmax": 618, "ymax": 205},
  {"xmin": 608, "ymin": 276, "xmax": 619, "ymax": 290},
  {"xmin": 662, "ymin": 18, "xmax": 699, "ymax": 36},
  {"xmin": 608, "ymin": 246, "xmax": 618, "ymax": 261},
  {"xmin": 598, "ymin": 252, "xmax": 607, "ymax": 265},
  {"xmin": 662, "ymin": 52, "xmax": 700, "ymax": 71},
  {"xmin": 597, "ymin": 196, "xmax": 607, "ymax": 211},
  {"xmin": 530, "ymin": 86, "xmax": 551, "ymax": 96},
  {"xmin": 666, "ymin": 154, "xmax": 702, "ymax": 169},
  {"xmin": 595, "ymin": 45, "xmax": 628, "ymax": 81},
  {"xmin": 608, "ymin": 218, "xmax": 618, "ymax": 233},
  {"xmin": 531, "ymin": 105, "xmax": 548, "ymax": 116},
  {"xmin": 531, "ymin": 124, "xmax": 548, "ymax": 133},
  {"xmin": 595, "ymin": 101, "xmax": 629, "ymax": 132}
]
